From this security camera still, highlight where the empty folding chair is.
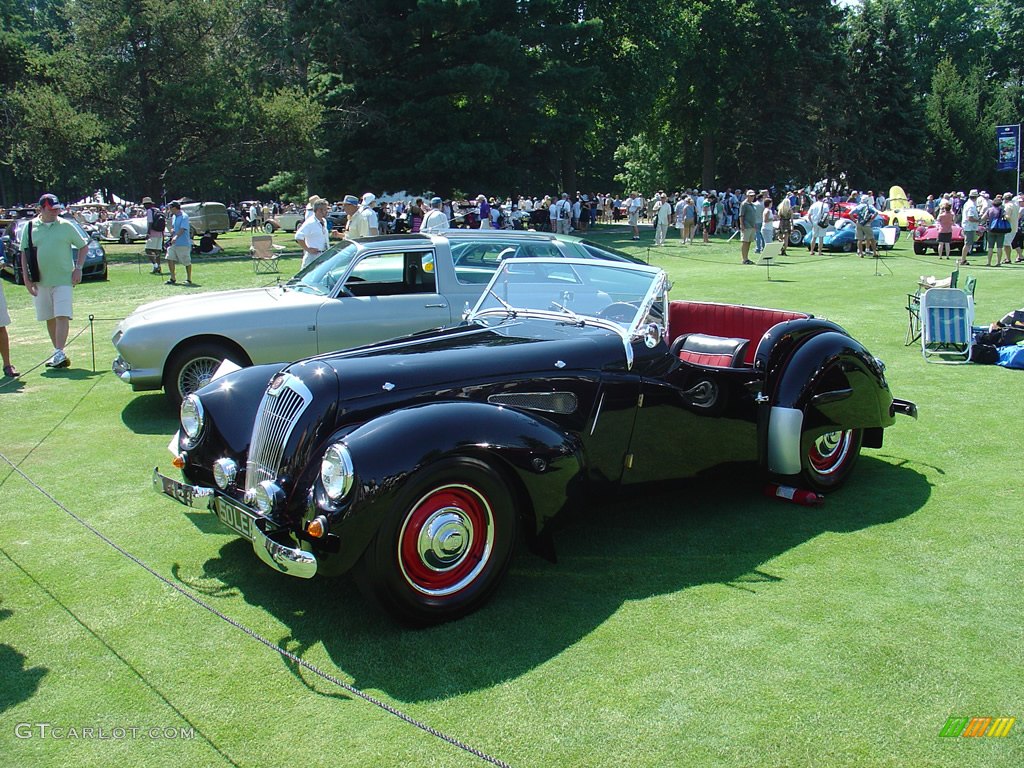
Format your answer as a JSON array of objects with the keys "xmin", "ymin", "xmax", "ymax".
[
  {"xmin": 250, "ymin": 234, "xmax": 279, "ymax": 274},
  {"xmin": 920, "ymin": 287, "xmax": 973, "ymax": 363}
]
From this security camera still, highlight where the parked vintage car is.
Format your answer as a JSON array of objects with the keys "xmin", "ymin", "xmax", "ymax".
[
  {"xmin": 262, "ymin": 210, "xmax": 306, "ymax": 233},
  {"xmin": 181, "ymin": 201, "xmax": 230, "ymax": 236},
  {"xmin": 155, "ymin": 257, "xmax": 916, "ymax": 624},
  {"xmin": 801, "ymin": 217, "xmax": 899, "ymax": 252},
  {"xmin": 912, "ymin": 222, "xmax": 986, "ymax": 255},
  {"xmin": 98, "ymin": 216, "xmax": 149, "ymax": 243},
  {"xmin": 884, "ymin": 185, "xmax": 935, "ymax": 230},
  {"xmin": 113, "ymin": 231, "xmax": 643, "ymax": 406},
  {"xmin": 1, "ymin": 217, "xmax": 107, "ymax": 283}
]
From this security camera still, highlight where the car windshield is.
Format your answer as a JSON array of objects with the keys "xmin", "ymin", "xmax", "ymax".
[
  {"xmin": 469, "ymin": 258, "xmax": 666, "ymax": 334},
  {"xmin": 286, "ymin": 241, "xmax": 359, "ymax": 295}
]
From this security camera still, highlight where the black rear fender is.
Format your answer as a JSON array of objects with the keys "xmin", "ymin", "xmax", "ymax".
[{"xmin": 760, "ymin": 330, "xmax": 894, "ymax": 476}]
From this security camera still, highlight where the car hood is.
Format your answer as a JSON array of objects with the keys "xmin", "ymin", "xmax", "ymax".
[
  {"xmin": 120, "ymin": 285, "xmax": 322, "ymax": 329},
  {"xmin": 306, "ymin": 319, "xmax": 628, "ymax": 403}
]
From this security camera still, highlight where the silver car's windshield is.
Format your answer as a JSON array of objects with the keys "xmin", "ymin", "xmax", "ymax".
[
  {"xmin": 287, "ymin": 241, "xmax": 358, "ymax": 294},
  {"xmin": 469, "ymin": 258, "xmax": 666, "ymax": 334}
]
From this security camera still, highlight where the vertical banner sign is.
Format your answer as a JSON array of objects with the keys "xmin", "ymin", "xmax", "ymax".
[{"xmin": 995, "ymin": 124, "xmax": 1019, "ymax": 172}]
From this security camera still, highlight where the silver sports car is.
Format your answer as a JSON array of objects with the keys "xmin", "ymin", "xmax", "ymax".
[{"xmin": 111, "ymin": 231, "xmax": 643, "ymax": 406}]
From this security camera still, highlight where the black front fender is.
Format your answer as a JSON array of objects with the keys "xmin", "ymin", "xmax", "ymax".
[
  {"xmin": 181, "ymin": 362, "xmax": 284, "ymax": 484},
  {"xmin": 315, "ymin": 401, "xmax": 584, "ymax": 574}
]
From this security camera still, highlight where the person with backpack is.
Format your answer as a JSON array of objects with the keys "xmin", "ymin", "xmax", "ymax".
[
  {"xmin": 984, "ymin": 196, "xmax": 1010, "ymax": 267},
  {"xmin": 142, "ymin": 196, "xmax": 165, "ymax": 274},
  {"xmin": 807, "ymin": 194, "xmax": 829, "ymax": 257},
  {"xmin": 19, "ymin": 194, "xmax": 89, "ymax": 369}
]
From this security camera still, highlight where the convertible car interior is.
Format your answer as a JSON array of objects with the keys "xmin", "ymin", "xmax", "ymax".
[{"xmin": 667, "ymin": 301, "xmax": 809, "ymax": 368}]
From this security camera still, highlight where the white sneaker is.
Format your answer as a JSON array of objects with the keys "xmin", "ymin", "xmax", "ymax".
[{"xmin": 46, "ymin": 349, "xmax": 69, "ymax": 368}]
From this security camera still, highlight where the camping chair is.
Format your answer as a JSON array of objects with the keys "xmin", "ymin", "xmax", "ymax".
[
  {"xmin": 906, "ymin": 268, "xmax": 961, "ymax": 345},
  {"xmin": 250, "ymin": 235, "xmax": 279, "ymax": 274},
  {"xmin": 920, "ymin": 287, "xmax": 974, "ymax": 363}
]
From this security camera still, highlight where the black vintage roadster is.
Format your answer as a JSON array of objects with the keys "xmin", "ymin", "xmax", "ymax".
[{"xmin": 156, "ymin": 258, "xmax": 916, "ymax": 624}]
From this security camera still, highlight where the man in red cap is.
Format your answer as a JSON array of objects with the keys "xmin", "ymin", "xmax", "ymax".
[{"xmin": 20, "ymin": 193, "xmax": 88, "ymax": 368}]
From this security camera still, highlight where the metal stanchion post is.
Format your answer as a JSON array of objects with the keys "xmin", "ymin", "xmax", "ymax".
[{"xmin": 89, "ymin": 314, "xmax": 96, "ymax": 372}]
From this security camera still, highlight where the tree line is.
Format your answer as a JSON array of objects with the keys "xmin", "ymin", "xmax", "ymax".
[{"xmin": 0, "ymin": 0, "xmax": 1020, "ymax": 206}]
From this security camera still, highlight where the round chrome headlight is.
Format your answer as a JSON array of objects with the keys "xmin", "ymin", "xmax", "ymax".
[
  {"xmin": 213, "ymin": 458, "xmax": 238, "ymax": 489},
  {"xmin": 180, "ymin": 394, "xmax": 205, "ymax": 440},
  {"xmin": 253, "ymin": 480, "xmax": 283, "ymax": 515},
  {"xmin": 320, "ymin": 443, "xmax": 354, "ymax": 501}
]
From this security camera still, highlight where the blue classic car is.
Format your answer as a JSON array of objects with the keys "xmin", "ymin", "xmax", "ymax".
[
  {"xmin": 155, "ymin": 258, "xmax": 916, "ymax": 625},
  {"xmin": 802, "ymin": 217, "xmax": 899, "ymax": 252}
]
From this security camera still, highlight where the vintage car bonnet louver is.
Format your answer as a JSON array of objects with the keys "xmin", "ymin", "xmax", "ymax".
[{"xmin": 487, "ymin": 391, "xmax": 578, "ymax": 414}]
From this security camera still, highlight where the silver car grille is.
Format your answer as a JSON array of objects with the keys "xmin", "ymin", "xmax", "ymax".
[{"xmin": 245, "ymin": 373, "xmax": 313, "ymax": 495}]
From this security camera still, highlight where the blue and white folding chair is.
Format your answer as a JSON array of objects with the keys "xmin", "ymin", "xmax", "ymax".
[{"xmin": 920, "ymin": 287, "xmax": 974, "ymax": 363}]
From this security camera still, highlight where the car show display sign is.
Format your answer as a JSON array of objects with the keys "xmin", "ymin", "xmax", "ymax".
[{"xmin": 996, "ymin": 124, "xmax": 1020, "ymax": 189}]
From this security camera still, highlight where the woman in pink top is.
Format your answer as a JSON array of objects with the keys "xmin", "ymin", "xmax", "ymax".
[{"xmin": 936, "ymin": 203, "xmax": 954, "ymax": 259}]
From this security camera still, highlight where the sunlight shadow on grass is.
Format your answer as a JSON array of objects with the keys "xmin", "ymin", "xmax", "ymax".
[
  {"xmin": 121, "ymin": 393, "xmax": 178, "ymax": 435},
  {"xmin": 175, "ymin": 456, "xmax": 931, "ymax": 704},
  {"xmin": 0, "ymin": 601, "xmax": 48, "ymax": 714}
]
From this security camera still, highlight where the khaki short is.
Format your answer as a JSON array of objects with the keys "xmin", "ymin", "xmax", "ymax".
[
  {"xmin": 146, "ymin": 235, "xmax": 163, "ymax": 251},
  {"xmin": 33, "ymin": 284, "xmax": 73, "ymax": 321},
  {"xmin": 856, "ymin": 223, "xmax": 875, "ymax": 240},
  {"xmin": 0, "ymin": 282, "xmax": 10, "ymax": 326},
  {"xmin": 166, "ymin": 245, "xmax": 192, "ymax": 265},
  {"xmin": 740, "ymin": 227, "xmax": 757, "ymax": 243},
  {"xmin": 628, "ymin": 211, "xmax": 640, "ymax": 225}
]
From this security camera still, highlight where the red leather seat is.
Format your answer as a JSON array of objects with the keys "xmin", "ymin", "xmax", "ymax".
[{"xmin": 668, "ymin": 301, "xmax": 808, "ymax": 366}]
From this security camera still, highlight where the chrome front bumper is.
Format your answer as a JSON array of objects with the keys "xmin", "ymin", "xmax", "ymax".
[{"xmin": 153, "ymin": 468, "xmax": 317, "ymax": 579}]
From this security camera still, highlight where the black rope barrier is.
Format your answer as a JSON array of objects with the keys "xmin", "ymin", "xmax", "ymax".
[{"xmin": 0, "ymin": 451, "xmax": 513, "ymax": 768}]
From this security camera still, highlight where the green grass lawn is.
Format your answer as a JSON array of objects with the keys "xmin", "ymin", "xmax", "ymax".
[{"xmin": 1, "ymin": 226, "xmax": 1021, "ymax": 767}]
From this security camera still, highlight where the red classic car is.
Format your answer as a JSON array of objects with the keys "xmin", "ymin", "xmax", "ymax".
[{"xmin": 912, "ymin": 223, "xmax": 985, "ymax": 255}]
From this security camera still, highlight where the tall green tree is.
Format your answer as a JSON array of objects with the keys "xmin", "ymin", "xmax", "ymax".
[{"xmin": 841, "ymin": 0, "xmax": 928, "ymax": 192}]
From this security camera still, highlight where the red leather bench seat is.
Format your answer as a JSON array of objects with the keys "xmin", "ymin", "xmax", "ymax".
[{"xmin": 668, "ymin": 301, "xmax": 809, "ymax": 365}]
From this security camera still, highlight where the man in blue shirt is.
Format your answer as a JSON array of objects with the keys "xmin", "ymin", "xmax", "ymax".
[
  {"xmin": 164, "ymin": 200, "xmax": 193, "ymax": 284},
  {"xmin": 853, "ymin": 195, "xmax": 880, "ymax": 257}
]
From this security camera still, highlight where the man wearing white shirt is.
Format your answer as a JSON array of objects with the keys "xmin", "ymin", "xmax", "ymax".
[
  {"xmin": 960, "ymin": 189, "xmax": 981, "ymax": 265},
  {"xmin": 807, "ymin": 195, "xmax": 829, "ymax": 257},
  {"xmin": 420, "ymin": 197, "xmax": 449, "ymax": 233},
  {"xmin": 295, "ymin": 198, "xmax": 330, "ymax": 268},
  {"xmin": 359, "ymin": 192, "xmax": 380, "ymax": 235},
  {"xmin": 627, "ymin": 192, "xmax": 643, "ymax": 240}
]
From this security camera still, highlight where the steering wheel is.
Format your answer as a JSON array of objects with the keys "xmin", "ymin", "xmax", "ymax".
[{"xmin": 597, "ymin": 302, "xmax": 640, "ymax": 322}]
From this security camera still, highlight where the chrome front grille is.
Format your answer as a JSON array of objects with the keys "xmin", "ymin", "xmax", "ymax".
[{"xmin": 245, "ymin": 373, "xmax": 313, "ymax": 495}]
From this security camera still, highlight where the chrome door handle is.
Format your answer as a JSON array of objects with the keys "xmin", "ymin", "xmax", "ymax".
[{"xmin": 424, "ymin": 303, "xmax": 447, "ymax": 308}]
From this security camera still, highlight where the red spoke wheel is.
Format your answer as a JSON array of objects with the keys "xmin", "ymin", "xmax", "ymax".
[
  {"xmin": 398, "ymin": 484, "xmax": 493, "ymax": 597},
  {"xmin": 356, "ymin": 457, "xmax": 517, "ymax": 625},
  {"xmin": 800, "ymin": 428, "xmax": 862, "ymax": 492}
]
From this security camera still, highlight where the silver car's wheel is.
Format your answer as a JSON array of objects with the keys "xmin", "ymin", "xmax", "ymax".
[
  {"xmin": 165, "ymin": 341, "xmax": 249, "ymax": 407},
  {"xmin": 119, "ymin": 229, "xmax": 131, "ymax": 244},
  {"xmin": 789, "ymin": 226, "xmax": 804, "ymax": 246},
  {"xmin": 263, "ymin": 221, "xmax": 276, "ymax": 233}
]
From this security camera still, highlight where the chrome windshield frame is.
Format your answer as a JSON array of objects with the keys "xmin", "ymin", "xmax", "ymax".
[{"xmin": 468, "ymin": 257, "xmax": 668, "ymax": 369}]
